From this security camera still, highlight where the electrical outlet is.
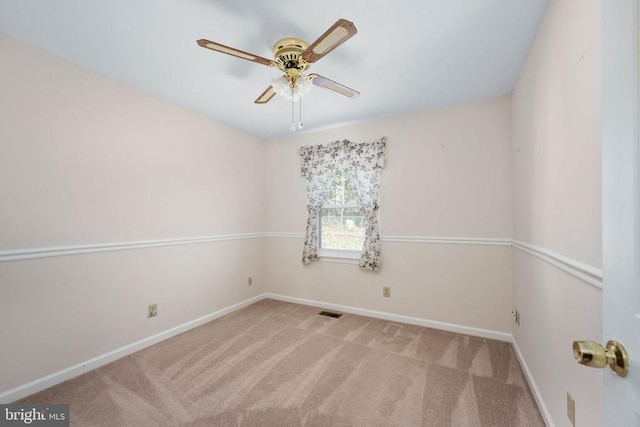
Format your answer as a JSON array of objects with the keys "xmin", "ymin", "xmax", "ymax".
[
  {"xmin": 383, "ymin": 286, "xmax": 391, "ymax": 298},
  {"xmin": 567, "ymin": 391, "xmax": 575, "ymax": 426},
  {"xmin": 148, "ymin": 303, "xmax": 158, "ymax": 318},
  {"xmin": 248, "ymin": 277, "xmax": 253, "ymax": 286}
]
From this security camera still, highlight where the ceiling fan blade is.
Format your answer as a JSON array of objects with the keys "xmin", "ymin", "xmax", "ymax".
[
  {"xmin": 196, "ymin": 39, "xmax": 274, "ymax": 66},
  {"xmin": 310, "ymin": 74, "xmax": 359, "ymax": 99},
  {"xmin": 301, "ymin": 19, "xmax": 357, "ymax": 63},
  {"xmin": 255, "ymin": 86, "xmax": 276, "ymax": 104}
]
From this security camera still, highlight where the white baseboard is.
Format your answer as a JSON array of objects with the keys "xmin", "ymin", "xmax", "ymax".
[
  {"xmin": 511, "ymin": 338, "xmax": 554, "ymax": 427},
  {"xmin": 0, "ymin": 294, "xmax": 266, "ymax": 403},
  {"xmin": 265, "ymin": 293, "xmax": 512, "ymax": 342}
]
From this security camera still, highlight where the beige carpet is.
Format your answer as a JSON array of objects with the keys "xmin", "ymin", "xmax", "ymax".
[{"xmin": 20, "ymin": 299, "xmax": 545, "ymax": 426}]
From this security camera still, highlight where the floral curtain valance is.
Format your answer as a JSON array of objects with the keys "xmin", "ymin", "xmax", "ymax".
[
  {"xmin": 300, "ymin": 137, "xmax": 386, "ymax": 177},
  {"xmin": 299, "ymin": 137, "xmax": 386, "ymax": 271}
]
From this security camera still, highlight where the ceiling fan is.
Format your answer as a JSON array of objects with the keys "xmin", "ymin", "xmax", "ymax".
[{"xmin": 196, "ymin": 18, "xmax": 360, "ymax": 105}]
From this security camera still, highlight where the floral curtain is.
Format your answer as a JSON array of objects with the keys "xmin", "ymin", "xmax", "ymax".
[
  {"xmin": 299, "ymin": 137, "xmax": 386, "ymax": 270},
  {"xmin": 346, "ymin": 168, "xmax": 382, "ymax": 270},
  {"xmin": 301, "ymin": 170, "xmax": 335, "ymax": 264}
]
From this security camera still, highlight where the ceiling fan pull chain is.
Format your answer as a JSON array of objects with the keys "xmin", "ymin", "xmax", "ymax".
[
  {"xmin": 290, "ymin": 86, "xmax": 295, "ymax": 131},
  {"xmin": 298, "ymin": 97, "xmax": 303, "ymax": 130}
]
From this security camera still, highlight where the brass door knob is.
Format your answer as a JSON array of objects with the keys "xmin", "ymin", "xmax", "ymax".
[{"xmin": 573, "ymin": 340, "xmax": 629, "ymax": 377}]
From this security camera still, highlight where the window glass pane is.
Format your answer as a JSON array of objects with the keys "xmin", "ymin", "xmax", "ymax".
[
  {"xmin": 320, "ymin": 207, "xmax": 365, "ymax": 250},
  {"xmin": 325, "ymin": 170, "xmax": 358, "ymax": 206}
]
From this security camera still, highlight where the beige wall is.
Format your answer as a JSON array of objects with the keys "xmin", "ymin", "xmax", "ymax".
[
  {"xmin": 511, "ymin": 0, "xmax": 603, "ymax": 425},
  {"xmin": 0, "ymin": 35, "xmax": 266, "ymax": 394},
  {"xmin": 265, "ymin": 97, "xmax": 513, "ymax": 334}
]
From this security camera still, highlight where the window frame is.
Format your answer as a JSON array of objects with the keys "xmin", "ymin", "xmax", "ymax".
[{"xmin": 317, "ymin": 172, "xmax": 365, "ymax": 262}]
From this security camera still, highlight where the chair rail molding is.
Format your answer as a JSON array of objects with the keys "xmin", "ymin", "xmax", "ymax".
[
  {"xmin": 512, "ymin": 240, "xmax": 603, "ymax": 289},
  {"xmin": 1, "ymin": 232, "xmax": 604, "ymax": 290},
  {"xmin": 0, "ymin": 233, "xmax": 264, "ymax": 263}
]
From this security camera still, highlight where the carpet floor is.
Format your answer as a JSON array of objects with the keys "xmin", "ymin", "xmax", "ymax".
[{"xmin": 21, "ymin": 299, "xmax": 545, "ymax": 426}]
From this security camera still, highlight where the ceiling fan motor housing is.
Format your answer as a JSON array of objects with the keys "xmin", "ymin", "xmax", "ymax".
[{"xmin": 273, "ymin": 38, "xmax": 309, "ymax": 70}]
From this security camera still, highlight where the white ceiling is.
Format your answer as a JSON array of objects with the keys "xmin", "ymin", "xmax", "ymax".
[{"xmin": 0, "ymin": 0, "xmax": 548, "ymax": 140}]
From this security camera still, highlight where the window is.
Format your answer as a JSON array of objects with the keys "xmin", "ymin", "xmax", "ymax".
[
  {"xmin": 319, "ymin": 170, "xmax": 365, "ymax": 252},
  {"xmin": 299, "ymin": 137, "xmax": 386, "ymax": 271}
]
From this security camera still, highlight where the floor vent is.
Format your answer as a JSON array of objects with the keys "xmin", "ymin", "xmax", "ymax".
[{"xmin": 318, "ymin": 310, "xmax": 343, "ymax": 319}]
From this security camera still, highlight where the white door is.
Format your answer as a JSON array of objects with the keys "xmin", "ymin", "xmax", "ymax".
[{"xmin": 602, "ymin": 0, "xmax": 640, "ymax": 424}]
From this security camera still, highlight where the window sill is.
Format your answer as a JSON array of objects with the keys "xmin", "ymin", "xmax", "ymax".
[{"xmin": 318, "ymin": 249, "xmax": 361, "ymax": 265}]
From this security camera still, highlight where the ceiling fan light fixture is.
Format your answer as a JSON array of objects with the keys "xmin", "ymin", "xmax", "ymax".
[
  {"xmin": 272, "ymin": 76, "xmax": 290, "ymax": 97},
  {"xmin": 296, "ymin": 76, "xmax": 313, "ymax": 97},
  {"xmin": 272, "ymin": 75, "xmax": 312, "ymax": 102}
]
